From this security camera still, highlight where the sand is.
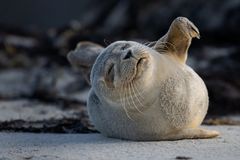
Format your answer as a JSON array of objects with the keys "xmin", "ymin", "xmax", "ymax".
[{"xmin": 0, "ymin": 125, "xmax": 239, "ymax": 160}]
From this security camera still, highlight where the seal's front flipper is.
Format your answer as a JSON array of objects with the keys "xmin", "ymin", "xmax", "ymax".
[
  {"xmin": 67, "ymin": 41, "xmax": 104, "ymax": 84},
  {"xmin": 154, "ymin": 17, "xmax": 200, "ymax": 64},
  {"xmin": 167, "ymin": 128, "xmax": 219, "ymax": 140}
]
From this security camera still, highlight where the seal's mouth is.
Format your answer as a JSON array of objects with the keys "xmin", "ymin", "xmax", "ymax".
[
  {"xmin": 133, "ymin": 57, "xmax": 148, "ymax": 80},
  {"xmin": 136, "ymin": 57, "xmax": 146, "ymax": 67},
  {"xmin": 104, "ymin": 54, "xmax": 149, "ymax": 88}
]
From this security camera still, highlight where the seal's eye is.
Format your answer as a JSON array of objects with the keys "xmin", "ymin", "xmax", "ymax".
[
  {"xmin": 120, "ymin": 44, "xmax": 130, "ymax": 50},
  {"xmin": 107, "ymin": 64, "xmax": 114, "ymax": 76},
  {"xmin": 105, "ymin": 64, "xmax": 115, "ymax": 85}
]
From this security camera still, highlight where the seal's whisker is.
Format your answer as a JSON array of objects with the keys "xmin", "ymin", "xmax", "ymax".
[
  {"xmin": 155, "ymin": 41, "xmax": 177, "ymax": 53},
  {"xmin": 120, "ymin": 83, "xmax": 127, "ymax": 119},
  {"xmin": 154, "ymin": 42, "xmax": 168, "ymax": 49},
  {"xmin": 132, "ymin": 82, "xmax": 145, "ymax": 102},
  {"xmin": 122, "ymin": 84, "xmax": 133, "ymax": 121},
  {"xmin": 125, "ymin": 84, "xmax": 132, "ymax": 108},
  {"xmin": 154, "ymin": 47, "xmax": 168, "ymax": 53},
  {"xmin": 155, "ymin": 43, "xmax": 169, "ymax": 51},
  {"xmin": 142, "ymin": 41, "xmax": 151, "ymax": 46},
  {"xmin": 137, "ymin": 43, "xmax": 147, "ymax": 50},
  {"xmin": 131, "ymin": 82, "xmax": 144, "ymax": 105},
  {"xmin": 137, "ymin": 47, "xmax": 148, "ymax": 54},
  {"xmin": 129, "ymin": 83, "xmax": 143, "ymax": 114},
  {"xmin": 144, "ymin": 41, "xmax": 157, "ymax": 47},
  {"xmin": 119, "ymin": 85, "xmax": 123, "ymax": 108},
  {"xmin": 122, "ymin": 83, "xmax": 134, "ymax": 121}
]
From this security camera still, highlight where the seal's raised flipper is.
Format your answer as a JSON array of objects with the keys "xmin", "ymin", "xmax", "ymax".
[
  {"xmin": 154, "ymin": 17, "xmax": 200, "ymax": 64},
  {"xmin": 67, "ymin": 41, "xmax": 104, "ymax": 84},
  {"xmin": 166, "ymin": 128, "xmax": 219, "ymax": 140}
]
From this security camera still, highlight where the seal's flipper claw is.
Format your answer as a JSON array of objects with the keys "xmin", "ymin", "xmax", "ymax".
[{"xmin": 166, "ymin": 128, "xmax": 220, "ymax": 140}]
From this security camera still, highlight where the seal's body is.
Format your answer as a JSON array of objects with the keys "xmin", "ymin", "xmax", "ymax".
[{"xmin": 68, "ymin": 17, "xmax": 219, "ymax": 141}]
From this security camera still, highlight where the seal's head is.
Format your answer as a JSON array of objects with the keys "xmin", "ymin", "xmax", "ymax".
[
  {"xmin": 89, "ymin": 41, "xmax": 162, "ymax": 111},
  {"xmin": 91, "ymin": 41, "xmax": 149, "ymax": 87}
]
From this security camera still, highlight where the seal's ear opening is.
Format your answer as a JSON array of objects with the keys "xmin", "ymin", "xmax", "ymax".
[{"xmin": 67, "ymin": 41, "xmax": 104, "ymax": 84}]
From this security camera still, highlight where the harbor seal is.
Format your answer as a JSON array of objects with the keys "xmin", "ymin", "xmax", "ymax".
[{"xmin": 68, "ymin": 17, "xmax": 219, "ymax": 141}]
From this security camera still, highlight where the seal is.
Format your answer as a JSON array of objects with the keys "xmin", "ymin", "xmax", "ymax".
[{"xmin": 68, "ymin": 17, "xmax": 219, "ymax": 141}]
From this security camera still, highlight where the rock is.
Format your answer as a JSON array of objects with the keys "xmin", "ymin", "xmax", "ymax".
[
  {"xmin": 0, "ymin": 100, "xmax": 78, "ymax": 121},
  {"xmin": 33, "ymin": 67, "xmax": 89, "ymax": 102},
  {"xmin": 99, "ymin": 0, "xmax": 137, "ymax": 36},
  {"xmin": 138, "ymin": 0, "xmax": 240, "ymax": 41},
  {"xmin": 0, "ymin": 99, "xmax": 94, "ymax": 133},
  {"xmin": 0, "ymin": 69, "xmax": 36, "ymax": 98},
  {"xmin": 188, "ymin": 46, "xmax": 240, "ymax": 115},
  {"xmin": 0, "ymin": 68, "xmax": 88, "ymax": 102}
]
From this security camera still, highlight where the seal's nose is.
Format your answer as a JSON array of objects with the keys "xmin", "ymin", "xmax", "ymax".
[{"xmin": 123, "ymin": 50, "xmax": 133, "ymax": 60}]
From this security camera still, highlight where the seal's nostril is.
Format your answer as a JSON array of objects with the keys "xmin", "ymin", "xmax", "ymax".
[{"xmin": 123, "ymin": 50, "xmax": 132, "ymax": 60}]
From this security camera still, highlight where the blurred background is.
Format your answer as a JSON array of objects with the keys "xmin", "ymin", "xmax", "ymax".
[{"xmin": 0, "ymin": 0, "xmax": 239, "ymax": 133}]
